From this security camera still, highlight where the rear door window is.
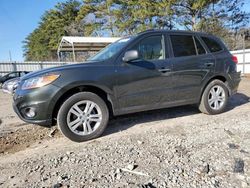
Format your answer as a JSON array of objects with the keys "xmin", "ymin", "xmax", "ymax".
[
  {"xmin": 194, "ymin": 37, "xmax": 206, "ymax": 55},
  {"xmin": 201, "ymin": 36, "xmax": 223, "ymax": 52},
  {"xmin": 170, "ymin": 35, "xmax": 196, "ymax": 57}
]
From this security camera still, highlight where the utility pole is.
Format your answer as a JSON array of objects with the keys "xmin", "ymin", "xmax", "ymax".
[
  {"xmin": 9, "ymin": 50, "xmax": 12, "ymax": 62},
  {"xmin": 242, "ymin": 32, "xmax": 245, "ymax": 76},
  {"xmin": 241, "ymin": 30, "xmax": 250, "ymax": 76},
  {"xmin": 212, "ymin": 0, "xmax": 215, "ymax": 32}
]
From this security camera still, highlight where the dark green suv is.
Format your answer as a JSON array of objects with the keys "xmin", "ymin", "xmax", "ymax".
[{"xmin": 13, "ymin": 30, "xmax": 241, "ymax": 142}]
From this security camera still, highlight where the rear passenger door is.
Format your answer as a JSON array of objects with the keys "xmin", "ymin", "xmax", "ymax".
[
  {"xmin": 200, "ymin": 36, "xmax": 226, "ymax": 73},
  {"xmin": 169, "ymin": 34, "xmax": 215, "ymax": 103}
]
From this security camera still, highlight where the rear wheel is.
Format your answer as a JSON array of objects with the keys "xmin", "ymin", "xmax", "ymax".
[
  {"xmin": 199, "ymin": 79, "xmax": 229, "ymax": 115},
  {"xmin": 57, "ymin": 92, "xmax": 109, "ymax": 142}
]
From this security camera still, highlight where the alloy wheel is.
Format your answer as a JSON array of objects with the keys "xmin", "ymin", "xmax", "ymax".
[
  {"xmin": 208, "ymin": 85, "xmax": 226, "ymax": 110},
  {"xmin": 66, "ymin": 100, "xmax": 102, "ymax": 136}
]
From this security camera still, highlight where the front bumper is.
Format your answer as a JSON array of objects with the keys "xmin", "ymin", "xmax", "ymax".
[
  {"xmin": 13, "ymin": 103, "xmax": 52, "ymax": 127},
  {"xmin": 13, "ymin": 84, "xmax": 61, "ymax": 127}
]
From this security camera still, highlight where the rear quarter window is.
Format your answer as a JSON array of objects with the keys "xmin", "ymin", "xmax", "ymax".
[{"xmin": 201, "ymin": 36, "xmax": 223, "ymax": 53}]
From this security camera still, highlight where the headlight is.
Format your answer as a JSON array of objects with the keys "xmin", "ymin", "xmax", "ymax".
[{"xmin": 21, "ymin": 74, "xmax": 60, "ymax": 90}]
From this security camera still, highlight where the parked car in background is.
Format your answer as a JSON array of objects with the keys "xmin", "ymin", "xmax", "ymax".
[
  {"xmin": 13, "ymin": 29, "xmax": 241, "ymax": 142},
  {"xmin": 0, "ymin": 71, "xmax": 30, "ymax": 86},
  {"xmin": 2, "ymin": 77, "xmax": 20, "ymax": 94}
]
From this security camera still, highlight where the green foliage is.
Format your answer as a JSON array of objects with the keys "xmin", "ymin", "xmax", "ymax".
[
  {"xmin": 112, "ymin": 0, "xmax": 176, "ymax": 34},
  {"xmin": 23, "ymin": 0, "xmax": 81, "ymax": 61},
  {"xmin": 76, "ymin": 0, "xmax": 163, "ymax": 36},
  {"xmin": 174, "ymin": 0, "xmax": 217, "ymax": 30},
  {"xmin": 24, "ymin": 0, "xmax": 249, "ymax": 60}
]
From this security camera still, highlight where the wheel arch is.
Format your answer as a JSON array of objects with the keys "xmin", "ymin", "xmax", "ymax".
[
  {"xmin": 51, "ymin": 85, "xmax": 115, "ymax": 125},
  {"xmin": 200, "ymin": 74, "xmax": 230, "ymax": 102}
]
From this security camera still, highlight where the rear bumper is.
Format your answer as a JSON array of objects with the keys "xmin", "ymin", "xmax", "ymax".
[{"xmin": 228, "ymin": 71, "xmax": 241, "ymax": 96}]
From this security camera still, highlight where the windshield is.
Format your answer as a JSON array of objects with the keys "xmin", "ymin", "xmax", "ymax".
[{"xmin": 88, "ymin": 37, "xmax": 133, "ymax": 61}]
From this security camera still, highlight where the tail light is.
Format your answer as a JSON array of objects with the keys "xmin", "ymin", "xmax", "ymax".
[{"xmin": 232, "ymin": 55, "xmax": 238, "ymax": 64}]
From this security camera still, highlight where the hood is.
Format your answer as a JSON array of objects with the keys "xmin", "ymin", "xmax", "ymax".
[{"xmin": 21, "ymin": 61, "xmax": 102, "ymax": 81}]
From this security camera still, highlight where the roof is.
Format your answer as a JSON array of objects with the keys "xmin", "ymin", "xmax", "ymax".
[
  {"xmin": 58, "ymin": 36, "xmax": 121, "ymax": 52},
  {"xmin": 61, "ymin": 36, "xmax": 120, "ymax": 44},
  {"xmin": 138, "ymin": 29, "xmax": 212, "ymax": 36}
]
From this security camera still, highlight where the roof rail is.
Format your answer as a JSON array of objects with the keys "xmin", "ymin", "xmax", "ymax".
[{"xmin": 137, "ymin": 29, "xmax": 156, "ymax": 35}]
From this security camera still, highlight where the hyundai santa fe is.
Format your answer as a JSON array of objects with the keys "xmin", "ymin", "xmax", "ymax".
[{"xmin": 13, "ymin": 30, "xmax": 241, "ymax": 142}]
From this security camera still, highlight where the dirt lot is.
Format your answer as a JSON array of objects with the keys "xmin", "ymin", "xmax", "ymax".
[{"xmin": 0, "ymin": 78, "xmax": 250, "ymax": 188}]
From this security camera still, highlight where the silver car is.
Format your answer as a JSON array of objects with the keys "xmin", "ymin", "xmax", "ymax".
[{"xmin": 2, "ymin": 77, "xmax": 20, "ymax": 94}]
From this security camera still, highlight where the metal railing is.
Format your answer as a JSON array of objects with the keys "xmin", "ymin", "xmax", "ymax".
[
  {"xmin": 0, "ymin": 49, "xmax": 249, "ymax": 76},
  {"xmin": 231, "ymin": 49, "xmax": 250, "ymax": 75},
  {"xmin": 0, "ymin": 61, "xmax": 74, "ymax": 76}
]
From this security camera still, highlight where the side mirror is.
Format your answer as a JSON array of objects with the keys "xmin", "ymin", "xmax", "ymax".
[{"xmin": 122, "ymin": 50, "xmax": 139, "ymax": 62}]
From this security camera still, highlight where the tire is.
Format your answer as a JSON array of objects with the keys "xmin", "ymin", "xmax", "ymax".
[
  {"xmin": 199, "ymin": 79, "xmax": 229, "ymax": 115},
  {"xmin": 57, "ymin": 92, "xmax": 109, "ymax": 142}
]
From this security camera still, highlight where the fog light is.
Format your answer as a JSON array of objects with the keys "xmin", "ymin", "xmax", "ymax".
[{"xmin": 25, "ymin": 107, "xmax": 36, "ymax": 118}]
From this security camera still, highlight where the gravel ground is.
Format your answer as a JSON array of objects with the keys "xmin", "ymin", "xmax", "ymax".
[{"xmin": 0, "ymin": 78, "xmax": 250, "ymax": 188}]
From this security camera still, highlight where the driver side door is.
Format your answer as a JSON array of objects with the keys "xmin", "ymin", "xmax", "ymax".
[{"xmin": 114, "ymin": 34, "xmax": 174, "ymax": 114}]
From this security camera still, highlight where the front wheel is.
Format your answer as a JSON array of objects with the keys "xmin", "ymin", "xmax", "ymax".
[
  {"xmin": 199, "ymin": 79, "xmax": 229, "ymax": 115},
  {"xmin": 57, "ymin": 92, "xmax": 109, "ymax": 142}
]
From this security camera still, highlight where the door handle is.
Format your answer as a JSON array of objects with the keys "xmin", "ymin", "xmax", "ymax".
[
  {"xmin": 158, "ymin": 68, "xmax": 171, "ymax": 73},
  {"xmin": 205, "ymin": 62, "xmax": 214, "ymax": 67}
]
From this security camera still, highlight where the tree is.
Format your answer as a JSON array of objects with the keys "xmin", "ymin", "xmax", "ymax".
[
  {"xmin": 112, "ymin": 0, "xmax": 177, "ymax": 34},
  {"xmin": 174, "ymin": 0, "xmax": 217, "ymax": 30},
  {"xmin": 76, "ymin": 0, "xmax": 177, "ymax": 36},
  {"xmin": 174, "ymin": 0, "xmax": 249, "ymax": 49},
  {"xmin": 76, "ymin": 0, "xmax": 120, "ymax": 36},
  {"xmin": 23, "ymin": 0, "xmax": 81, "ymax": 61},
  {"xmin": 24, "ymin": 0, "xmax": 249, "ymax": 60},
  {"xmin": 213, "ymin": 0, "xmax": 249, "ymax": 49}
]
